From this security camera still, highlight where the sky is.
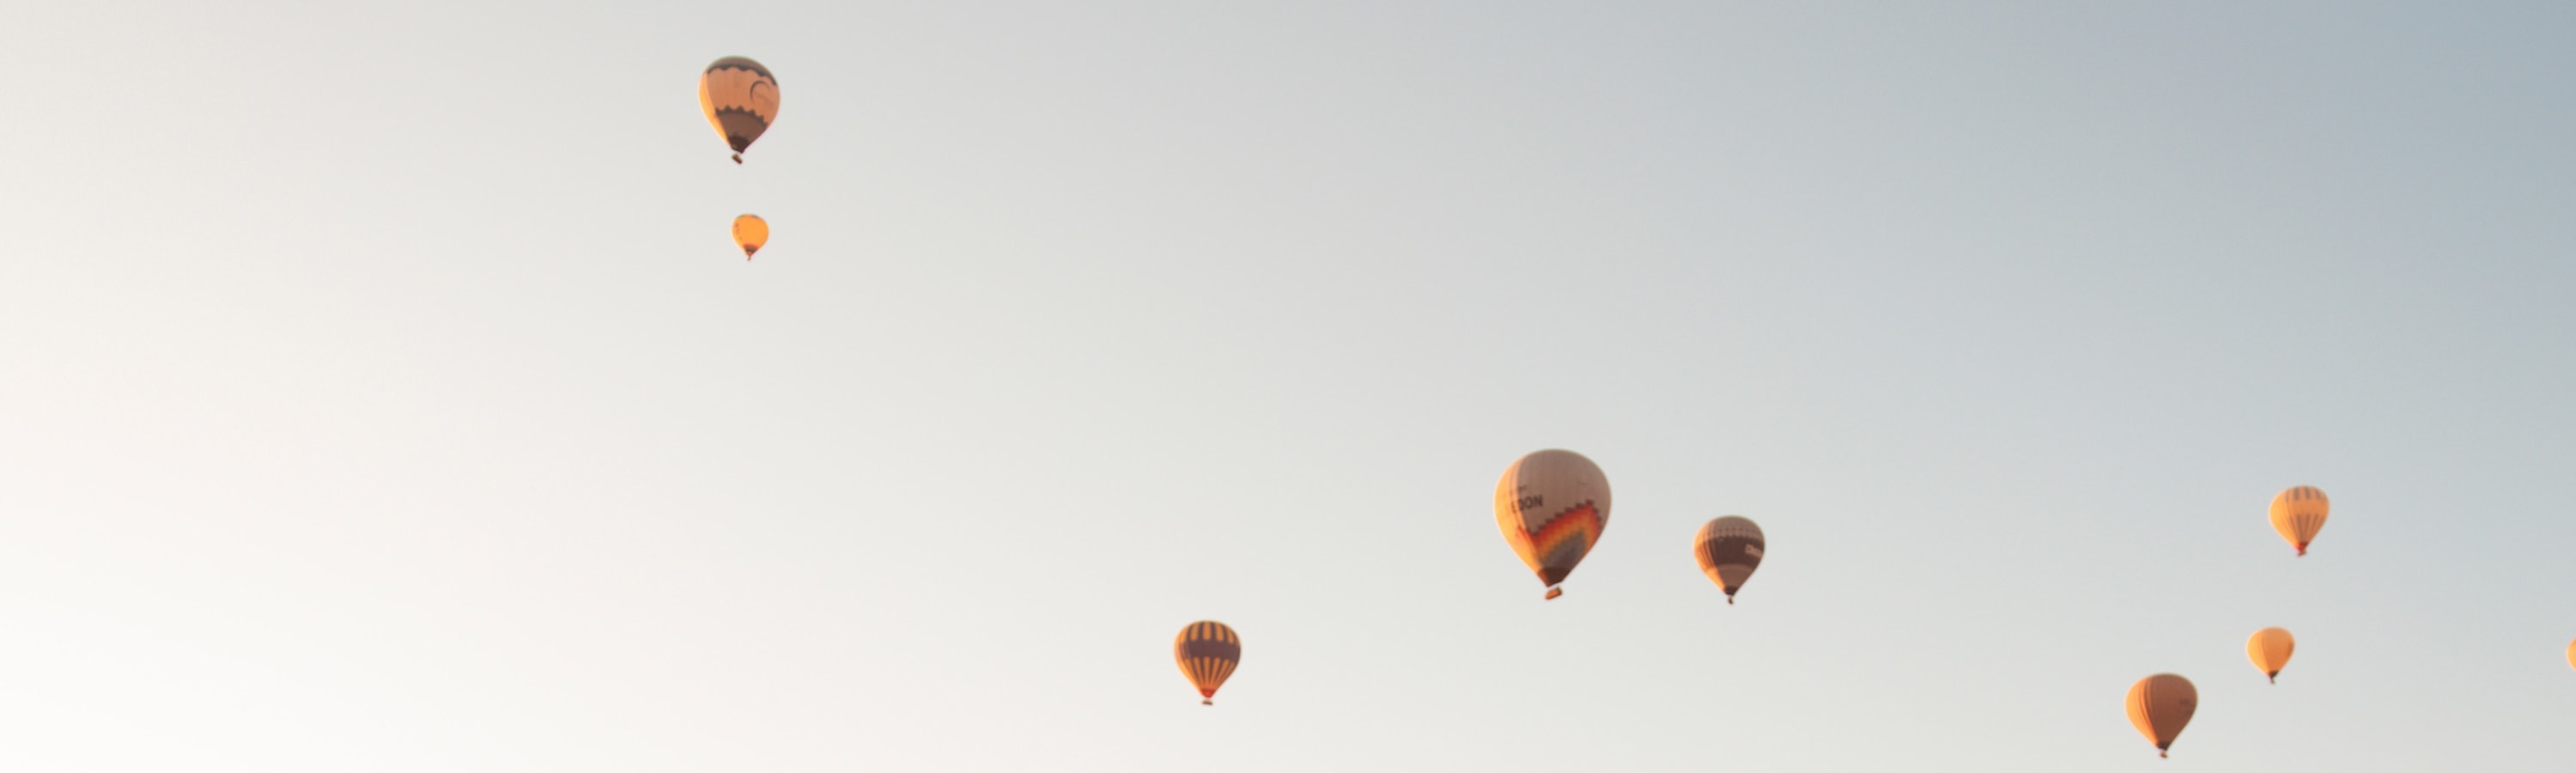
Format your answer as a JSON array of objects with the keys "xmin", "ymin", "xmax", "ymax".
[{"xmin": 2, "ymin": 2, "xmax": 2573, "ymax": 770}]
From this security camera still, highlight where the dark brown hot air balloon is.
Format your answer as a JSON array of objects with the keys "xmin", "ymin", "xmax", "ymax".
[
  {"xmin": 1173, "ymin": 621, "xmax": 1241, "ymax": 705},
  {"xmin": 2125, "ymin": 673, "xmax": 2198, "ymax": 758}
]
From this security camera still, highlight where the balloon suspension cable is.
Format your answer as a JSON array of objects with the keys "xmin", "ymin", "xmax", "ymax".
[
  {"xmin": 2268, "ymin": 673, "xmax": 2277, "ymax": 684},
  {"xmin": 2296, "ymin": 544, "xmax": 2307, "ymax": 557}
]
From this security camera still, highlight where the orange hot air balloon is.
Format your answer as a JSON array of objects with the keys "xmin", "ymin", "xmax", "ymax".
[
  {"xmin": 2125, "ymin": 673, "xmax": 2198, "ymax": 758},
  {"xmin": 1173, "ymin": 621, "xmax": 1241, "ymax": 705},
  {"xmin": 699, "ymin": 57, "xmax": 780, "ymax": 163},
  {"xmin": 2247, "ymin": 627, "xmax": 2295, "ymax": 684},
  {"xmin": 732, "ymin": 215, "xmax": 768, "ymax": 259},
  {"xmin": 1692, "ymin": 516, "xmax": 1765, "ymax": 604},
  {"xmin": 2566, "ymin": 637, "xmax": 2573, "ymax": 672},
  {"xmin": 2269, "ymin": 485, "xmax": 2329, "ymax": 556},
  {"xmin": 1494, "ymin": 449, "xmax": 1610, "ymax": 600}
]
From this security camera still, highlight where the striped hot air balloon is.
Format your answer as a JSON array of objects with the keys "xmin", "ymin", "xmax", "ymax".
[
  {"xmin": 1693, "ymin": 516, "xmax": 1765, "ymax": 605},
  {"xmin": 1494, "ymin": 449, "xmax": 1610, "ymax": 600},
  {"xmin": 2269, "ymin": 485, "xmax": 2330, "ymax": 557},
  {"xmin": 2247, "ymin": 627, "xmax": 2295, "ymax": 684},
  {"xmin": 699, "ymin": 57, "xmax": 779, "ymax": 163},
  {"xmin": 1173, "ymin": 621, "xmax": 1241, "ymax": 705},
  {"xmin": 2125, "ymin": 673, "xmax": 2198, "ymax": 758}
]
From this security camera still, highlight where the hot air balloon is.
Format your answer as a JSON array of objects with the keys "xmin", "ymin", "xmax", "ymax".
[
  {"xmin": 2269, "ymin": 485, "xmax": 2329, "ymax": 557},
  {"xmin": 1174, "ymin": 621, "xmax": 1240, "ymax": 705},
  {"xmin": 1494, "ymin": 449, "xmax": 1610, "ymax": 600},
  {"xmin": 1693, "ymin": 516, "xmax": 1765, "ymax": 605},
  {"xmin": 2566, "ymin": 637, "xmax": 2573, "ymax": 672},
  {"xmin": 732, "ymin": 214, "xmax": 769, "ymax": 259},
  {"xmin": 699, "ymin": 57, "xmax": 779, "ymax": 163},
  {"xmin": 2125, "ymin": 673, "xmax": 2197, "ymax": 758},
  {"xmin": 2247, "ymin": 627, "xmax": 2295, "ymax": 684}
]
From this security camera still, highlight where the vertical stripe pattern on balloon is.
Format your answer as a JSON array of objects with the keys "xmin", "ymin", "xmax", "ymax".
[
  {"xmin": 1173, "ymin": 621, "xmax": 1242, "ymax": 704},
  {"xmin": 2269, "ymin": 486, "xmax": 2330, "ymax": 556}
]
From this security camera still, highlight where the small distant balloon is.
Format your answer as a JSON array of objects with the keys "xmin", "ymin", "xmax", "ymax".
[
  {"xmin": 2566, "ymin": 637, "xmax": 2573, "ymax": 672},
  {"xmin": 2246, "ymin": 627, "xmax": 2295, "ymax": 684},
  {"xmin": 1174, "ymin": 621, "xmax": 1241, "ymax": 705},
  {"xmin": 699, "ymin": 57, "xmax": 780, "ymax": 163},
  {"xmin": 2269, "ymin": 485, "xmax": 2329, "ymax": 557},
  {"xmin": 2125, "ymin": 673, "xmax": 2197, "ymax": 758},
  {"xmin": 1692, "ymin": 516, "xmax": 1765, "ymax": 605},
  {"xmin": 732, "ymin": 215, "xmax": 769, "ymax": 259},
  {"xmin": 1494, "ymin": 449, "xmax": 1610, "ymax": 600}
]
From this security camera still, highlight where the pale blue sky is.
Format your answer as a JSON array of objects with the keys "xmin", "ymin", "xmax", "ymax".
[{"xmin": 3, "ymin": 2, "xmax": 2572, "ymax": 770}]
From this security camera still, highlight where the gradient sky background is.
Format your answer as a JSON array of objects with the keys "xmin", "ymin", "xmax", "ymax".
[{"xmin": 3, "ymin": 2, "xmax": 2573, "ymax": 770}]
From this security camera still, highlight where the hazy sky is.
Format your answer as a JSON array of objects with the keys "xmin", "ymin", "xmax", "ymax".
[{"xmin": 3, "ymin": 2, "xmax": 2573, "ymax": 770}]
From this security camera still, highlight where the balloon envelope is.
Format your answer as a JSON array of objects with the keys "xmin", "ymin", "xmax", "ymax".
[
  {"xmin": 699, "ymin": 57, "xmax": 780, "ymax": 161},
  {"xmin": 2247, "ymin": 627, "xmax": 2295, "ymax": 683},
  {"xmin": 1493, "ymin": 449, "xmax": 1610, "ymax": 599},
  {"xmin": 1693, "ymin": 516, "xmax": 1765, "ymax": 603},
  {"xmin": 1174, "ymin": 621, "xmax": 1241, "ymax": 705},
  {"xmin": 2269, "ymin": 485, "xmax": 2330, "ymax": 556},
  {"xmin": 2125, "ymin": 673, "xmax": 2198, "ymax": 758},
  {"xmin": 732, "ymin": 214, "xmax": 769, "ymax": 259}
]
